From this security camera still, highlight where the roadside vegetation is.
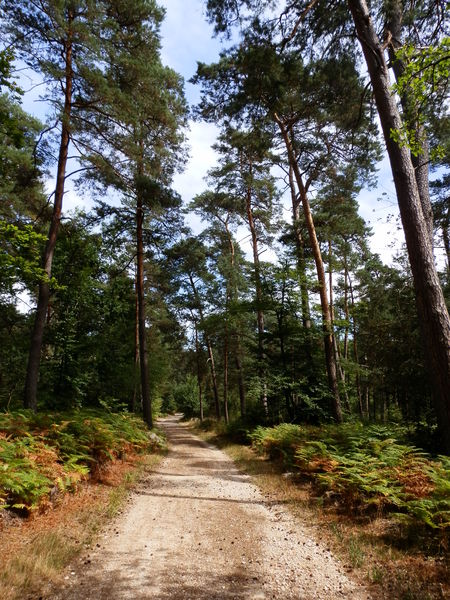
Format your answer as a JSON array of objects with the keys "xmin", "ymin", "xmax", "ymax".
[
  {"xmin": 0, "ymin": 409, "xmax": 166, "ymax": 600},
  {"xmin": 194, "ymin": 418, "xmax": 449, "ymax": 599},
  {"xmin": 0, "ymin": 0, "xmax": 448, "ymax": 597},
  {"xmin": 0, "ymin": 409, "xmax": 165, "ymax": 514}
]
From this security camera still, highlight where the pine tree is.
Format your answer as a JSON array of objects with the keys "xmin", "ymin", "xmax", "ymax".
[
  {"xmin": 1, "ymin": 0, "xmax": 107, "ymax": 410},
  {"xmin": 75, "ymin": 0, "xmax": 187, "ymax": 427}
]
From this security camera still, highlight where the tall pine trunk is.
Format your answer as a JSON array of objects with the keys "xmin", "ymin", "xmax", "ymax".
[
  {"xmin": 275, "ymin": 114, "xmax": 342, "ymax": 423},
  {"xmin": 136, "ymin": 191, "xmax": 152, "ymax": 428},
  {"xmin": 223, "ymin": 323, "xmax": 229, "ymax": 424},
  {"xmin": 188, "ymin": 274, "xmax": 221, "ymax": 419},
  {"xmin": 348, "ymin": 0, "xmax": 450, "ymax": 451},
  {"xmin": 289, "ymin": 166, "xmax": 311, "ymax": 330},
  {"xmin": 386, "ymin": 0, "xmax": 434, "ymax": 244},
  {"xmin": 194, "ymin": 321, "xmax": 204, "ymax": 421},
  {"xmin": 24, "ymin": 15, "xmax": 74, "ymax": 410},
  {"xmin": 131, "ymin": 269, "xmax": 139, "ymax": 413},
  {"xmin": 244, "ymin": 172, "xmax": 267, "ymax": 414},
  {"xmin": 224, "ymin": 219, "xmax": 246, "ymax": 417}
]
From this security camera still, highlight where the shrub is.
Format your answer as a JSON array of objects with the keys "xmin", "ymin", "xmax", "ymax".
[
  {"xmin": 0, "ymin": 409, "xmax": 163, "ymax": 513},
  {"xmin": 172, "ymin": 375, "xmax": 199, "ymax": 419},
  {"xmin": 249, "ymin": 423, "xmax": 450, "ymax": 531}
]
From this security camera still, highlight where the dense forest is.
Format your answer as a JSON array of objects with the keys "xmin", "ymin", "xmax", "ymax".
[{"xmin": 0, "ymin": 0, "xmax": 449, "ymax": 459}]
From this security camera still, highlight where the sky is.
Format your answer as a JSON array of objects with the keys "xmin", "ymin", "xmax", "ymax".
[
  {"xmin": 17, "ymin": 0, "xmax": 408, "ymax": 266},
  {"xmin": 158, "ymin": 0, "xmax": 406, "ymax": 264}
]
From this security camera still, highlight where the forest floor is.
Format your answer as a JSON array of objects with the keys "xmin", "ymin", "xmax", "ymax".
[{"xmin": 47, "ymin": 414, "xmax": 372, "ymax": 600}]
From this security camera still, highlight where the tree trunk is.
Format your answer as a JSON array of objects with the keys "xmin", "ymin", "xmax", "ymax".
[
  {"xmin": 343, "ymin": 257, "xmax": 350, "ymax": 362},
  {"xmin": 385, "ymin": 0, "xmax": 434, "ymax": 244},
  {"xmin": 136, "ymin": 191, "xmax": 152, "ymax": 429},
  {"xmin": 244, "ymin": 170, "xmax": 267, "ymax": 414},
  {"xmin": 223, "ymin": 221, "xmax": 246, "ymax": 418},
  {"xmin": 275, "ymin": 114, "xmax": 342, "ymax": 423},
  {"xmin": 288, "ymin": 165, "xmax": 311, "ymax": 330},
  {"xmin": 329, "ymin": 240, "xmax": 350, "ymax": 412},
  {"xmin": 194, "ymin": 321, "xmax": 204, "ymax": 421},
  {"xmin": 223, "ymin": 323, "xmax": 229, "ymax": 424},
  {"xmin": 188, "ymin": 274, "xmax": 221, "ymax": 419},
  {"xmin": 443, "ymin": 222, "xmax": 450, "ymax": 285},
  {"xmin": 235, "ymin": 348, "xmax": 246, "ymax": 418},
  {"xmin": 24, "ymin": 16, "xmax": 74, "ymax": 411},
  {"xmin": 131, "ymin": 269, "xmax": 139, "ymax": 413},
  {"xmin": 349, "ymin": 274, "xmax": 364, "ymax": 419},
  {"xmin": 348, "ymin": 0, "xmax": 450, "ymax": 451}
]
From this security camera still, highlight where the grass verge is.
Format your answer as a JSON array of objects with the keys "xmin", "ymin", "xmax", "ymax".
[
  {"xmin": 0, "ymin": 427, "xmax": 165, "ymax": 600},
  {"xmin": 193, "ymin": 421, "xmax": 449, "ymax": 600}
]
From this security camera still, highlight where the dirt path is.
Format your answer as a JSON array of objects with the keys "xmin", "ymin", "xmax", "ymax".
[{"xmin": 54, "ymin": 415, "xmax": 371, "ymax": 599}]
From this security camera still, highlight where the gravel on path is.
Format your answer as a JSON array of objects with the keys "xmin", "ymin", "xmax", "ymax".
[{"xmin": 53, "ymin": 414, "xmax": 372, "ymax": 600}]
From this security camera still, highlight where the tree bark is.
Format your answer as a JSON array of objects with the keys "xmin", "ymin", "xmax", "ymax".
[
  {"xmin": 244, "ymin": 165, "xmax": 268, "ymax": 414},
  {"xmin": 223, "ymin": 219, "xmax": 246, "ymax": 418},
  {"xmin": 188, "ymin": 273, "xmax": 221, "ymax": 419},
  {"xmin": 289, "ymin": 165, "xmax": 311, "ymax": 330},
  {"xmin": 24, "ymin": 14, "xmax": 74, "ymax": 410},
  {"xmin": 136, "ymin": 191, "xmax": 152, "ymax": 429},
  {"xmin": 348, "ymin": 273, "xmax": 364, "ymax": 419},
  {"xmin": 235, "ymin": 349, "xmax": 246, "ymax": 418},
  {"xmin": 348, "ymin": 0, "xmax": 450, "ymax": 451},
  {"xmin": 223, "ymin": 324, "xmax": 229, "ymax": 424},
  {"xmin": 131, "ymin": 268, "xmax": 139, "ymax": 413},
  {"xmin": 194, "ymin": 321, "xmax": 204, "ymax": 421},
  {"xmin": 275, "ymin": 114, "xmax": 342, "ymax": 423},
  {"xmin": 385, "ymin": 0, "xmax": 434, "ymax": 244},
  {"xmin": 329, "ymin": 239, "xmax": 350, "ymax": 412}
]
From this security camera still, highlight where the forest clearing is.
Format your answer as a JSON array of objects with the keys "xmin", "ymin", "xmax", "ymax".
[{"xmin": 0, "ymin": 0, "xmax": 449, "ymax": 598}]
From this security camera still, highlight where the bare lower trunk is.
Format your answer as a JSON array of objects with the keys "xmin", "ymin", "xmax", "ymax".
[
  {"xmin": 195, "ymin": 322, "xmax": 203, "ymax": 421},
  {"xmin": 24, "ymin": 18, "xmax": 74, "ymax": 410},
  {"xmin": 223, "ymin": 325, "xmax": 229, "ymax": 424},
  {"xmin": 349, "ymin": 0, "xmax": 450, "ymax": 451},
  {"xmin": 289, "ymin": 166, "xmax": 311, "ymax": 330},
  {"xmin": 245, "ymin": 179, "xmax": 267, "ymax": 414},
  {"xmin": 131, "ymin": 274, "xmax": 139, "ymax": 413},
  {"xmin": 235, "ymin": 348, "xmax": 246, "ymax": 418},
  {"xmin": 207, "ymin": 339, "xmax": 220, "ymax": 419},
  {"xmin": 349, "ymin": 275, "xmax": 364, "ymax": 418},
  {"xmin": 276, "ymin": 115, "xmax": 342, "ymax": 422},
  {"xmin": 443, "ymin": 223, "xmax": 450, "ymax": 285},
  {"xmin": 136, "ymin": 193, "xmax": 152, "ymax": 429},
  {"xmin": 188, "ymin": 274, "xmax": 220, "ymax": 419}
]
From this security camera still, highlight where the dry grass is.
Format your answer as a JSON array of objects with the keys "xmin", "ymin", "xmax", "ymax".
[
  {"xmin": 195, "ymin": 426, "xmax": 449, "ymax": 600},
  {"xmin": 0, "ymin": 452, "xmax": 163, "ymax": 600}
]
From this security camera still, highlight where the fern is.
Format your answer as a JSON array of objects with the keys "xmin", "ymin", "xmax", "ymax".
[
  {"xmin": 0, "ymin": 409, "xmax": 163, "ymax": 513},
  {"xmin": 249, "ymin": 422, "xmax": 450, "ymax": 531}
]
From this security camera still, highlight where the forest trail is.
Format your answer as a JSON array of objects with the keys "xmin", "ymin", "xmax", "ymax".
[{"xmin": 53, "ymin": 415, "xmax": 372, "ymax": 600}]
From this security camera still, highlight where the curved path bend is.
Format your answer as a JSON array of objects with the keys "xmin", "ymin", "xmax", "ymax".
[{"xmin": 55, "ymin": 415, "xmax": 371, "ymax": 600}]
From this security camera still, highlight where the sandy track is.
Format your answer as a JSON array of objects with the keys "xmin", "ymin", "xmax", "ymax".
[{"xmin": 53, "ymin": 415, "xmax": 371, "ymax": 599}]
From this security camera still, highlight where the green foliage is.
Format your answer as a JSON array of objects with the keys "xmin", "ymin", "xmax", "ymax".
[
  {"xmin": 0, "ymin": 221, "xmax": 51, "ymax": 294},
  {"xmin": 0, "ymin": 48, "xmax": 22, "ymax": 96},
  {"xmin": 172, "ymin": 375, "xmax": 200, "ymax": 419},
  {"xmin": 249, "ymin": 423, "xmax": 450, "ymax": 531},
  {"xmin": 251, "ymin": 423, "xmax": 307, "ymax": 463},
  {"xmin": 0, "ymin": 409, "xmax": 164, "ymax": 512}
]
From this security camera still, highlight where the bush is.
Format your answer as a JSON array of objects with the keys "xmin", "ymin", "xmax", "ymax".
[{"xmin": 172, "ymin": 375, "xmax": 199, "ymax": 419}]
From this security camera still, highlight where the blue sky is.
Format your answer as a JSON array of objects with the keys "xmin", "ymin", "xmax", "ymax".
[
  {"xmin": 17, "ymin": 0, "xmax": 406, "ymax": 265},
  {"xmin": 158, "ymin": 0, "xmax": 406, "ymax": 265}
]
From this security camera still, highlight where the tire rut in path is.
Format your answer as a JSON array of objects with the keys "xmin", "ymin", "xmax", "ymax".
[{"xmin": 54, "ymin": 414, "xmax": 372, "ymax": 600}]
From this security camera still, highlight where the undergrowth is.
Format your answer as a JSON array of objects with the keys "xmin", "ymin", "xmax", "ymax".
[
  {"xmin": 0, "ymin": 409, "xmax": 165, "ymax": 513},
  {"xmin": 249, "ymin": 423, "xmax": 450, "ymax": 535}
]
